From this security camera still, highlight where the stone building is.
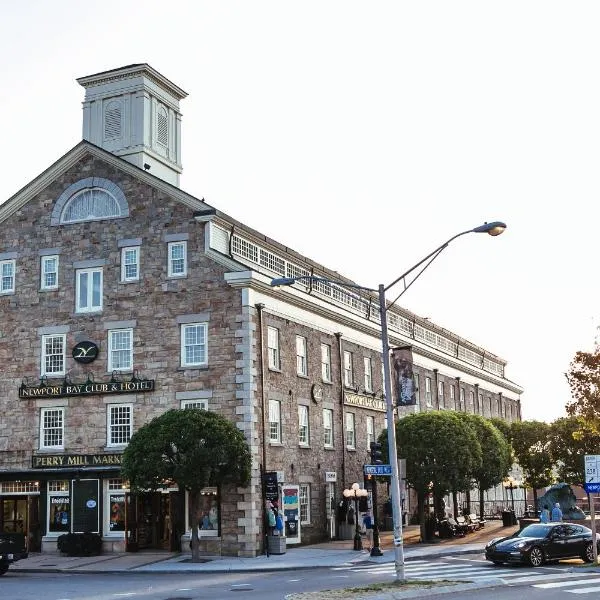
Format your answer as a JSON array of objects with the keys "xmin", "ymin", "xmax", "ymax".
[{"xmin": 0, "ymin": 64, "xmax": 522, "ymax": 556}]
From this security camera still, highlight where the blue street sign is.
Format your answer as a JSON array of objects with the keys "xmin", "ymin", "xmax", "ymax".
[
  {"xmin": 364, "ymin": 464, "xmax": 392, "ymax": 476},
  {"xmin": 583, "ymin": 482, "xmax": 600, "ymax": 494}
]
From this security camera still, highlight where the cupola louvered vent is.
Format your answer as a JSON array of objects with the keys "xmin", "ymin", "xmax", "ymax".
[
  {"xmin": 157, "ymin": 106, "xmax": 168, "ymax": 146},
  {"xmin": 104, "ymin": 101, "xmax": 122, "ymax": 140}
]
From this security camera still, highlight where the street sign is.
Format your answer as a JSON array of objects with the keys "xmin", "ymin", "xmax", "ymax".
[
  {"xmin": 585, "ymin": 455, "xmax": 600, "ymax": 484},
  {"xmin": 364, "ymin": 464, "xmax": 392, "ymax": 476},
  {"xmin": 584, "ymin": 483, "xmax": 600, "ymax": 494}
]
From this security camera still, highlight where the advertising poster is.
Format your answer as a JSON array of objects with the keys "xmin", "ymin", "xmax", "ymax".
[
  {"xmin": 282, "ymin": 484, "xmax": 300, "ymax": 544},
  {"xmin": 392, "ymin": 345, "xmax": 417, "ymax": 406}
]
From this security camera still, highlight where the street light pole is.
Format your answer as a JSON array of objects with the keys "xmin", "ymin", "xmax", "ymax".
[{"xmin": 271, "ymin": 221, "xmax": 506, "ymax": 583}]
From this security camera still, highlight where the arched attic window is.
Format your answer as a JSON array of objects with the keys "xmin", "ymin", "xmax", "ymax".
[{"xmin": 50, "ymin": 177, "xmax": 129, "ymax": 226}]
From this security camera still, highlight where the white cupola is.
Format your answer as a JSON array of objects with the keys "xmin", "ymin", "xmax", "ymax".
[{"xmin": 77, "ymin": 64, "xmax": 187, "ymax": 186}]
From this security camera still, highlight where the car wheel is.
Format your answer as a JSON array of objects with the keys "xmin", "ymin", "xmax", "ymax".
[
  {"xmin": 492, "ymin": 561, "xmax": 504, "ymax": 566},
  {"xmin": 582, "ymin": 542, "xmax": 595, "ymax": 563},
  {"xmin": 528, "ymin": 546, "xmax": 545, "ymax": 567}
]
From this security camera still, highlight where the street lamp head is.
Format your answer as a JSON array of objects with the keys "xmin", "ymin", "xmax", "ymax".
[
  {"xmin": 472, "ymin": 221, "xmax": 507, "ymax": 236},
  {"xmin": 271, "ymin": 277, "xmax": 296, "ymax": 287}
]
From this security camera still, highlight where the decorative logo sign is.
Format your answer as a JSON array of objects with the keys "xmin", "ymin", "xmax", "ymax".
[
  {"xmin": 19, "ymin": 379, "xmax": 155, "ymax": 399},
  {"xmin": 32, "ymin": 453, "xmax": 123, "ymax": 469},
  {"xmin": 311, "ymin": 383, "xmax": 324, "ymax": 403},
  {"xmin": 72, "ymin": 341, "xmax": 99, "ymax": 364}
]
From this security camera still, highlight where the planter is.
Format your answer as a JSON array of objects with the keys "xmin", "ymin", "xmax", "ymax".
[{"xmin": 267, "ymin": 535, "xmax": 286, "ymax": 555}]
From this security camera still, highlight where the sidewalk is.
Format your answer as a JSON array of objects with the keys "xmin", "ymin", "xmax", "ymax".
[{"xmin": 11, "ymin": 520, "xmax": 517, "ymax": 575}]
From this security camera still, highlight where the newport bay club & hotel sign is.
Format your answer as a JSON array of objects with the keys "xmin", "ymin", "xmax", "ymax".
[{"xmin": 19, "ymin": 378, "xmax": 155, "ymax": 399}]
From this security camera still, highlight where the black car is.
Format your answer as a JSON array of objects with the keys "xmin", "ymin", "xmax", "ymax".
[{"xmin": 485, "ymin": 522, "xmax": 600, "ymax": 567}]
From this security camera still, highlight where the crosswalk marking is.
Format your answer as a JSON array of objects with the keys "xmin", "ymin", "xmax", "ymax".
[
  {"xmin": 568, "ymin": 587, "xmax": 600, "ymax": 595},
  {"xmin": 534, "ymin": 577, "xmax": 600, "ymax": 589}
]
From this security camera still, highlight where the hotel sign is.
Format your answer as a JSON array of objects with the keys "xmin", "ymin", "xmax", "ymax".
[
  {"xmin": 32, "ymin": 453, "xmax": 123, "ymax": 469},
  {"xmin": 19, "ymin": 379, "xmax": 155, "ymax": 399},
  {"xmin": 344, "ymin": 392, "xmax": 386, "ymax": 412}
]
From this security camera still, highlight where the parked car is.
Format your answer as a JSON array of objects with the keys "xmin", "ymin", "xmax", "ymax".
[
  {"xmin": 485, "ymin": 522, "xmax": 599, "ymax": 567},
  {"xmin": 0, "ymin": 532, "xmax": 28, "ymax": 575}
]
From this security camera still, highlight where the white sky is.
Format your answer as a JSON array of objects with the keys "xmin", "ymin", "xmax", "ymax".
[{"xmin": 2, "ymin": 1, "xmax": 598, "ymax": 422}]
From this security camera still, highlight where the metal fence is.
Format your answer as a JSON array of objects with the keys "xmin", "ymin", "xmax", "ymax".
[{"xmin": 463, "ymin": 499, "xmax": 528, "ymax": 520}]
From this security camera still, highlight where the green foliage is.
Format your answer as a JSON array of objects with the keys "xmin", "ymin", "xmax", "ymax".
[
  {"xmin": 488, "ymin": 417, "xmax": 512, "ymax": 446},
  {"xmin": 549, "ymin": 416, "xmax": 600, "ymax": 484},
  {"xmin": 566, "ymin": 349, "xmax": 600, "ymax": 432},
  {"xmin": 384, "ymin": 411, "xmax": 482, "ymax": 498},
  {"xmin": 121, "ymin": 409, "xmax": 252, "ymax": 493},
  {"xmin": 510, "ymin": 420, "xmax": 554, "ymax": 490}
]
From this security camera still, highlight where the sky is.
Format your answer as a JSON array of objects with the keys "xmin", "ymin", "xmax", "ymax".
[{"xmin": 1, "ymin": 1, "xmax": 599, "ymax": 422}]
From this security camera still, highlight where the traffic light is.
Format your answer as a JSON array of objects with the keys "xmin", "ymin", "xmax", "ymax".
[{"xmin": 370, "ymin": 442, "xmax": 383, "ymax": 465}]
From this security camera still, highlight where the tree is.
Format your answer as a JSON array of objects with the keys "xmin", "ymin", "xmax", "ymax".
[
  {"xmin": 460, "ymin": 415, "xmax": 511, "ymax": 519},
  {"xmin": 382, "ymin": 411, "xmax": 481, "ymax": 541},
  {"xmin": 566, "ymin": 348, "xmax": 600, "ymax": 432},
  {"xmin": 121, "ymin": 409, "xmax": 252, "ymax": 561},
  {"xmin": 510, "ymin": 420, "xmax": 554, "ymax": 510}
]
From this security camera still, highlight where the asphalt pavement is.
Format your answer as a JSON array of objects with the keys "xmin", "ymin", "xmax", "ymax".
[{"xmin": 10, "ymin": 519, "xmax": 518, "ymax": 575}]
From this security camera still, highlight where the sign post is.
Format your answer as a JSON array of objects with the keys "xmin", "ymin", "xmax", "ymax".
[{"xmin": 584, "ymin": 455, "xmax": 600, "ymax": 565}]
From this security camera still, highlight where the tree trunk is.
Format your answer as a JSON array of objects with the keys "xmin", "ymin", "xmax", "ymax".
[
  {"xmin": 418, "ymin": 492, "xmax": 426, "ymax": 542},
  {"xmin": 479, "ymin": 486, "xmax": 485, "ymax": 519},
  {"xmin": 532, "ymin": 488, "xmax": 538, "ymax": 513},
  {"xmin": 452, "ymin": 490, "xmax": 459, "ymax": 519},
  {"xmin": 190, "ymin": 490, "xmax": 202, "ymax": 563}
]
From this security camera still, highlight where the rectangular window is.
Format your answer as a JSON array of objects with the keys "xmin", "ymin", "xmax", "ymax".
[
  {"xmin": 76, "ymin": 267, "xmax": 103, "ymax": 312},
  {"xmin": 321, "ymin": 343, "xmax": 332, "ymax": 382},
  {"xmin": 121, "ymin": 246, "xmax": 140, "ymax": 282},
  {"xmin": 470, "ymin": 390, "xmax": 475, "ymax": 412},
  {"xmin": 414, "ymin": 374, "xmax": 420, "ymax": 404},
  {"xmin": 438, "ymin": 381, "xmax": 444, "ymax": 408},
  {"xmin": 298, "ymin": 405, "xmax": 310, "ymax": 446},
  {"xmin": 41, "ymin": 255, "xmax": 59, "ymax": 290},
  {"xmin": 181, "ymin": 323, "xmax": 208, "ymax": 367},
  {"xmin": 267, "ymin": 327, "xmax": 280, "ymax": 370},
  {"xmin": 107, "ymin": 404, "xmax": 132, "ymax": 446},
  {"xmin": 41, "ymin": 334, "xmax": 65, "ymax": 377},
  {"xmin": 40, "ymin": 407, "xmax": 64, "ymax": 449},
  {"xmin": 107, "ymin": 478, "xmax": 126, "ymax": 533},
  {"xmin": 48, "ymin": 481, "xmax": 70, "ymax": 534},
  {"xmin": 479, "ymin": 393, "xmax": 484, "ymax": 414},
  {"xmin": 168, "ymin": 241, "xmax": 187, "ymax": 277},
  {"xmin": 460, "ymin": 388, "xmax": 465, "ymax": 411},
  {"xmin": 296, "ymin": 335, "xmax": 307, "ymax": 376},
  {"xmin": 108, "ymin": 328, "xmax": 133, "ymax": 372},
  {"xmin": 363, "ymin": 357, "xmax": 373, "ymax": 392},
  {"xmin": 345, "ymin": 412, "xmax": 356, "ymax": 449},
  {"xmin": 450, "ymin": 385, "xmax": 456, "ymax": 409},
  {"xmin": 269, "ymin": 399, "xmax": 281, "ymax": 443},
  {"xmin": 366, "ymin": 415, "xmax": 375, "ymax": 448},
  {"xmin": 343, "ymin": 351, "xmax": 353, "ymax": 387},
  {"xmin": 181, "ymin": 399, "xmax": 208, "ymax": 410},
  {"xmin": 299, "ymin": 483, "xmax": 311, "ymax": 524},
  {"xmin": 425, "ymin": 377, "xmax": 432, "ymax": 406},
  {"xmin": 1, "ymin": 259, "xmax": 15, "ymax": 293},
  {"xmin": 323, "ymin": 408, "xmax": 333, "ymax": 448}
]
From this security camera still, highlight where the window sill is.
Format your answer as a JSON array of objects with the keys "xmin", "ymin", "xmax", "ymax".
[
  {"xmin": 324, "ymin": 445, "xmax": 335, "ymax": 451},
  {"xmin": 39, "ymin": 288, "xmax": 59, "ymax": 293},
  {"xmin": 297, "ymin": 374, "xmax": 309, "ymax": 379},
  {"xmin": 346, "ymin": 446, "xmax": 356, "ymax": 452},
  {"xmin": 321, "ymin": 380, "xmax": 333, "ymax": 385},
  {"xmin": 298, "ymin": 444, "xmax": 311, "ymax": 449},
  {"xmin": 167, "ymin": 274, "xmax": 188, "ymax": 280},
  {"xmin": 268, "ymin": 367, "xmax": 282, "ymax": 373},
  {"xmin": 269, "ymin": 441, "xmax": 284, "ymax": 447},
  {"xmin": 177, "ymin": 366, "xmax": 209, "ymax": 372},
  {"xmin": 120, "ymin": 280, "xmax": 140, "ymax": 285}
]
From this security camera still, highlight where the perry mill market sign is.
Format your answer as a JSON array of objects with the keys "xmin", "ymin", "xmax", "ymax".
[
  {"xmin": 19, "ymin": 379, "xmax": 155, "ymax": 399},
  {"xmin": 344, "ymin": 392, "xmax": 386, "ymax": 412},
  {"xmin": 32, "ymin": 453, "xmax": 123, "ymax": 469}
]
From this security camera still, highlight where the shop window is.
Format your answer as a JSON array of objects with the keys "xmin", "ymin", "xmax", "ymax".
[
  {"xmin": 107, "ymin": 479, "xmax": 126, "ymax": 533},
  {"xmin": 48, "ymin": 480, "xmax": 70, "ymax": 534},
  {"xmin": 299, "ymin": 484, "xmax": 311, "ymax": 524},
  {"xmin": 189, "ymin": 487, "xmax": 219, "ymax": 537}
]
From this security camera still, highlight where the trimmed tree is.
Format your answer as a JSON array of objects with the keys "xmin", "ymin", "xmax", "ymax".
[
  {"xmin": 566, "ymin": 347, "xmax": 600, "ymax": 432},
  {"xmin": 121, "ymin": 409, "xmax": 252, "ymax": 562}
]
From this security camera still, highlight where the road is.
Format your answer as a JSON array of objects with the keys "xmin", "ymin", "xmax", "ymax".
[{"xmin": 2, "ymin": 554, "xmax": 600, "ymax": 599}]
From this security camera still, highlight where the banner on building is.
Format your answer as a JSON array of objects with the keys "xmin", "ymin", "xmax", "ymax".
[{"xmin": 392, "ymin": 345, "xmax": 417, "ymax": 406}]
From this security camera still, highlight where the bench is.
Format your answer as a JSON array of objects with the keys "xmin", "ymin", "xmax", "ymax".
[
  {"xmin": 455, "ymin": 515, "xmax": 475, "ymax": 534},
  {"xmin": 467, "ymin": 513, "xmax": 486, "ymax": 529}
]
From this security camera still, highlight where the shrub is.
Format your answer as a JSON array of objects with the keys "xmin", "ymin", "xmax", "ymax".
[{"xmin": 57, "ymin": 533, "xmax": 102, "ymax": 556}]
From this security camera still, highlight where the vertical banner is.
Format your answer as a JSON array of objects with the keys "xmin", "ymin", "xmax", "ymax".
[{"xmin": 392, "ymin": 345, "xmax": 417, "ymax": 406}]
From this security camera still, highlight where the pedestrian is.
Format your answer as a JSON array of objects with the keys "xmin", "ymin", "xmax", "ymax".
[
  {"xmin": 540, "ymin": 505, "xmax": 550, "ymax": 523},
  {"xmin": 362, "ymin": 512, "xmax": 374, "ymax": 550},
  {"xmin": 551, "ymin": 502, "xmax": 563, "ymax": 522}
]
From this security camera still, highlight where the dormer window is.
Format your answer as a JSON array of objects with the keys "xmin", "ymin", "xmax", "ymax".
[{"xmin": 51, "ymin": 177, "xmax": 129, "ymax": 226}]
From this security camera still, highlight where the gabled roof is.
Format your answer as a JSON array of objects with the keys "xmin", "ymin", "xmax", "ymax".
[{"xmin": 0, "ymin": 141, "xmax": 214, "ymax": 225}]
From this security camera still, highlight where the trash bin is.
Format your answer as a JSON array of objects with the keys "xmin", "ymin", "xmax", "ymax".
[
  {"xmin": 502, "ymin": 510, "xmax": 517, "ymax": 526},
  {"xmin": 267, "ymin": 535, "xmax": 286, "ymax": 555}
]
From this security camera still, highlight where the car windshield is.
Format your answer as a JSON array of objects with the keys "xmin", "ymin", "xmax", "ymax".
[{"xmin": 517, "ymin": 524, "xmax": 551, "ymax": 538}]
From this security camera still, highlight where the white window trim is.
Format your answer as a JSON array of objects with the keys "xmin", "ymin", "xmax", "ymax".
[
  {"xmin": 346, "ymin": 412, "xmax": 356, "ymax": 449},
  {"xmin": 268, "ymin": 399, "xmax": 281, "ymax": 444},
  {"xmin": 298, "ymin": 405, "xmax": 310, "ymax": 446},
  {"xmin": 41, "ymin": 333, "xmax": 66, "ymax": 377},
  {"xmin": 267, "ymin": 327, "xmax": 281, "ymax": 371},
  {"xmin": 39, "ymin": 407, "xmax": 65, "ymax": 450},
  {"xmin": 321, "ymin": 343, "xmax": 332, "ymax": 383},
  {"xmin": 108, "ymin": 328, "xmax": 133, "ymax": 373},
  {"xmin": 425, "ymin": 377, "xmax": 432, "ymax": 407},
  {"xmin": 0, "ymin": 259, "xmax": 16, "ymax": 294},
  {"xmin": 106, "ymin": 403, "xmax": 133, "ymax": 447},
  {"xmin": 41, "ymin": 255, "xmax": 59, "ymax": 290},
  {"xmin": 181, "ymin": 399, "xmax": 208, "ymax": 410},
  {"xmin": 120, "ymin": 246, "xmax": 140, "ymax": 282},
  {"xmin": 438, "ymin": 381, "xmax": 444, "ymax": 407},
  {"xmin": 366, "ymin": 415, "xmax": 375, "ymax": 448},
  {"xmin": 75, "ymin": 267, "xmax": 103, "ymax": 313},
  {"xmin": 180, "ymin": 322, "xmax": 208, "ymax": 368},
  {"xmin": 323, "ymin": 408, "xmax": 334, "ymax": 448},
  {"xmin": 296, "ymin": 335, "xmax": 308, "ymax": 376},
  {"xmin": 363, "ymin": 357, "xmax": 373, "ymax": 392},
  {"xmin": 168, "ymin": 241, "xmax": 187, "ymax": 278},
  {"xmin": 343, "ymin": 351, "xmax": 353, "ymax": 388},
  {"xmin": 299, "ymin": 483, "xmax": 311, "ymax": 525}
]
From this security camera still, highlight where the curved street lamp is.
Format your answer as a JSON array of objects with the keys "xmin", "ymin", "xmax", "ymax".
[
  {"xmin": 271, "ymin": 221, "xmax": 506, "ymax": 581},
  {"xmin": 343, "ymin": 482, "xmax": 369, "ymax": 551}
]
